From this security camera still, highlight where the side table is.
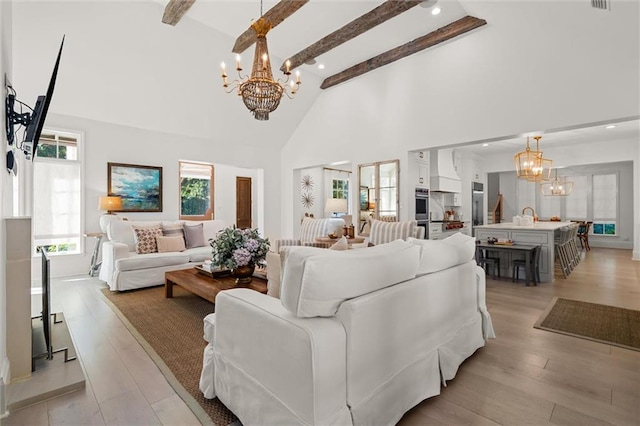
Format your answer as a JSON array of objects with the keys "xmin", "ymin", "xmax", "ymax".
[
  {"xmin": 84, "ymin": 232, "xmax": 105, "ymax": 277},
  {"xmin": 315, "ymin": 236, "xmax": 366, "ymax": 247}
]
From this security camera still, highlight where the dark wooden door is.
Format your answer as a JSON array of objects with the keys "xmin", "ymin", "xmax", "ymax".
[{"xmin": 236, "ymin": 177, "xmax": 252, "ymax": 229}]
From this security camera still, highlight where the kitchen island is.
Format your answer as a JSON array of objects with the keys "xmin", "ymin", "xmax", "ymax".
[{"xmin": 474, "ymin": 221, "xmax": 573, "ymax": 283}]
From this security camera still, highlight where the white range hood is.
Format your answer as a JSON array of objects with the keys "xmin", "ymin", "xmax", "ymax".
[{"xmin": 430, "ymin": 148, "xmax": 461, "ymax": 193}]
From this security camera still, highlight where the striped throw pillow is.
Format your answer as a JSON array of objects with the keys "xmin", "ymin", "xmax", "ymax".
[
  {"xmin": 369, "ymin": 219, "xmax": 417, "ymax": 246},
  {"xmin": 162, "ymin": 224, "xmax": 185, "ymax": 239}
]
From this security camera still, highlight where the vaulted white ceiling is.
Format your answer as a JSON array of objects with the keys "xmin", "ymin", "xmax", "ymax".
[{"xmin": 10, "ymin": 1, "xmax": 640, "ymax": 153}]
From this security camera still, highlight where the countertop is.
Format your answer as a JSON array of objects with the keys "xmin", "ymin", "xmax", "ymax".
[{"xmin": 474, "ymin": 221, "xmax": 572, "ymax": 231}]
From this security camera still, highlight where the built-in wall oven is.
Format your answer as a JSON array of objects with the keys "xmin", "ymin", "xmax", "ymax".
[{"xmin": 415, "ymin": 188, "xmax": 429, "ymax": 239}]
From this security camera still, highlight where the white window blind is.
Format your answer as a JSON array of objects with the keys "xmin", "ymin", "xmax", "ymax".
[
  {"xmin": 517, "ymin": 179, "xmax": 536, "ymax": 214},
  {"xmin": 33, "ymin": 131, "xmax": 82, "ymax": 255},
  {"xmin": 593, "ymin": 173, "xmax": 617, "ymax": 220},
  {"xmin": 538, "ymin": 184, "xmax": 561, "ymax": 219},
  {"xmin": 564, "ymin": 175, "xmax": 588, "ymax": 219}
]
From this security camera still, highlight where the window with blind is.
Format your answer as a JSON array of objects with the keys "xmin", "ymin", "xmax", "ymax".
[
  {"xmin": 179, "ymin": 161, "xmax": 214, "ymax": 220},
  {"xmin": 564, "ymin": 175, "xmax": 588, "ymax": 219},
  {"xmin": 538, "ymin": 184, "xmax": 561, "ymax": 219},
  {"xmin": 592, "ymin": 173, "xmax": 617, "ymax": 235},
  {"xmin": 516, "ymin": 178, "xmax": 536, "ymax": 215},
  {"xmin": 33, "ymin": 131, "xmax": 82, "ymax": 255}
]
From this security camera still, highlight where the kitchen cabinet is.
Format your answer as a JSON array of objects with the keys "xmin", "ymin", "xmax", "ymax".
[
  {"xmin": 474, "ymin": 222, "xmax": 570, "ymax": 283},
  {"xmin": 414, "ymin": 151, "xmax": 428, "ymax": 164},
  {"xmin": 412, "ymin": 151, "xmax": 429, "ymax": 187},
  {"xmin": 429, "ymin": 223, "xmax": 442, "ymax": 240},
  {"xmin": 416, "ymin": 163, "xmax": 428, "ymax": 187}
]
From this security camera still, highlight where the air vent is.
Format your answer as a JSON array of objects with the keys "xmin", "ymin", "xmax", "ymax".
[{"xmin": 591, "ymin": 0, "xmax": 611, "ymax": 10}]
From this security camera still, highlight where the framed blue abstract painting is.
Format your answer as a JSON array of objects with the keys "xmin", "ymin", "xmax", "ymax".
[{"xmin": 108, "ymin": 162, "xmax": 163, "ymax": 212}]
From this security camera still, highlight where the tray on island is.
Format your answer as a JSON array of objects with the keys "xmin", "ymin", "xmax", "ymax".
[{"xmin": 195, "ymin": 265, "xmax": 231, "ymax": 278}]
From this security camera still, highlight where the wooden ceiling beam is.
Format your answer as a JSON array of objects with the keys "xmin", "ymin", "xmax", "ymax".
[
  {"xmin": 320, "ymin": 15, "xmax": 487, "ymax": 90},
  {"xmin": 232, "ymin": 0, "xmax": 309, "ymax": 54},
  {"xmin": 279, "ymin": 0, "xmax": 422, "ymax": 72},
  {"xmin": 162, "ymin": 0, "xmax": 196, "ymax": 26}
]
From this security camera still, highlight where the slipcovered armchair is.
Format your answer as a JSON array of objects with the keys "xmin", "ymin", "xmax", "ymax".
[
  {"xmin": 270, "ymin": 217, "xmax": 346, "ymax": 252},
  {"xmin": 364, "ymin": 219, "xmax": 425, "ymax": 246}
]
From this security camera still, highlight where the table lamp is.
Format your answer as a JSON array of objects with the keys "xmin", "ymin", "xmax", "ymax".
[
  {"xmin": 325, "ymin": 198, "xmax": 348, "ymax": 217},
  {"xmin": 98, "ymin": 195, "xmax": 123, "ymax": 233}
]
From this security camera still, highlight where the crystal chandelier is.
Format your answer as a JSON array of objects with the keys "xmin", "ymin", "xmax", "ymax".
[
  {"xmin": 541, "ymin": 169, "xmax": 573, "ymax": 196},
  {"xmin": 221, "ymin": 2, "xmax": 301, "ymax": 121},
  {"xmin": 514, "ymin": 136, "xmax": 552, "ymax": 182}
]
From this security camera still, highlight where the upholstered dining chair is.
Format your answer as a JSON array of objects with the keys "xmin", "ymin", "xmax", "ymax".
[{"xmin": 577, "ymin": 221, "xmax": 592, "ymax": 251}]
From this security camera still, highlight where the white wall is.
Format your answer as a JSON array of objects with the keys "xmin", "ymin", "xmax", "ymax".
[
  {"xmin": 214, "ymin": 163, "xmax": 261, "ymax": 228},
  {"xmin": 279, "ymin": 1, "xmax": 639, "ymax": 238},
  {"xmin": 34, "ymin": 113, "xmax": 279, "ymax": 278},
  {"xmin": 0, "ymin": 0, "xmax": 12, "ymax": 414},
  {"xmin": 10, "ymin": 1, "xmax": 321, "ymax": 150}
]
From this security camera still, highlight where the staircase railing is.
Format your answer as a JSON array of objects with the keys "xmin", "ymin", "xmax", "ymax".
[{"xmin": 491, "ymin": 193, "xmax": 503, "ymax": 224}]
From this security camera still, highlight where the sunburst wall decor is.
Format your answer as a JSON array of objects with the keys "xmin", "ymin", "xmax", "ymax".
[
  {"xmin": 301, "ymin": 192, "xmax": 314, "ymax": 209},
  {"xmin": 301, "ymin": 174, "xmax": 314, "ymax": 191}
]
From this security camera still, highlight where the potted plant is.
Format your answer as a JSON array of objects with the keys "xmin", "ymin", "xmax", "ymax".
[{"xmin": 210, "ymin": 227, "xmax": 270, "ymax": 284}]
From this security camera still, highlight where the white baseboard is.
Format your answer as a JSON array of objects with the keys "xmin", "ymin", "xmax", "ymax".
[
  {"xmin": 0, "ymin": 358, "xmax": 9, "ymax": 419},
  {"xmin": 589, "ymin": 241, "xmax": 633, "ymax": 250}
]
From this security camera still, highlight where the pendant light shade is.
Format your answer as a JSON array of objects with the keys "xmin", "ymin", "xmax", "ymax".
[
  {"xmin": 514, "ymin": 136, "xmax": 552, "ymax": 182},
  {"xmin": 541, "ymin": 169, "xmax": 573, "ymax": 196}
]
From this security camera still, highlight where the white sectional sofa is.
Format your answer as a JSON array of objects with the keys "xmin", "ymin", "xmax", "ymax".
[
  {"xmin": 99, "ymin": 219, "xmax": 226, "ymax": 291},
  {"xmin": 199, "ymin": 234, "xmax": 495, "ymax": 425}
]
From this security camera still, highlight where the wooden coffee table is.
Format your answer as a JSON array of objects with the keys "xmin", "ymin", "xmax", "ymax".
[{"xmin": 165, "ymin": 268, "xmax": 267, "ymax": 304}]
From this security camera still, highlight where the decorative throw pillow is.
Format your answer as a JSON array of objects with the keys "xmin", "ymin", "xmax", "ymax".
[
  {"xmin": 156, "ymin": 235, "xmax": 186, "ymax": 253},
  {"xmin": 329, "ymin": 236, "xmax": 349, "ymax": 251},
  {"xmin": 184, "ymin": 223, "xmax": 206, "ymax": 248},
  {"xmin": 133, "ymin": 226, "xmax": 163, "ymax": 254},
  {"xmin": 163, "ymin": 223, "xmax": 185, "ymax": 239}
]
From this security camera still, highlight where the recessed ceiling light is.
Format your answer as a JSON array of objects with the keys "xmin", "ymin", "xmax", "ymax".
[
  {"xmin": 318, "ymin": 64, "xmax": 325, "ymax": 70},
  {"xmin": 605, "ymin": 125, "xmax": 616, "ymax": 129},
  {"xmin": 482, "ymin": 143, "xmax": 489, "ymax": 147},
  {"xmin": 304, "ymin": 58, "xmax": 316, "ymax": 65},
  {"xmin": 431, "ymin": 6, "xmax": 441, "ymax": 15}
]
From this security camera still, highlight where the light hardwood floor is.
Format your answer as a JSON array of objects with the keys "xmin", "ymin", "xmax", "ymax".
[{"xmin": 3, "ymin": 248, "xmax": 639, "ymax": 425}]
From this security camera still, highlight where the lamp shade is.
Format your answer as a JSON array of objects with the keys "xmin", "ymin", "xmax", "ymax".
[
  {"xmin": 325, "ymin": 198, "xmax": 348, "ymax": 215},
  {"xmin": 98, "ymin": 196, "xmax": 122, "ymax": 212}
]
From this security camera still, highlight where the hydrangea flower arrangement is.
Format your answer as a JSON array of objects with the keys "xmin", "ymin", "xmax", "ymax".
[{"xmin": 210, "ymin": 226, "xmax": 270, "ymax": 270}]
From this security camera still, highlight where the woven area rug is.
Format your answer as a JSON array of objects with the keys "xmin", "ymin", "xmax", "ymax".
[
  {"xmin": 100, "ymin": 285, "xmax": 238, "ymax": 425},
  {"xmin": 534, "ymin": 297, "xmax": 640, "ymax": 351}
]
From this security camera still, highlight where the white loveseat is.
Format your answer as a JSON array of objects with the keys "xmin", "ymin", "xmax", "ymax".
[
  {"xmin": 199, "ymin": 234, "xmax": 495, "ymax": 425},
  {"xmin": 99, "ymin": 219, "xmax": 226, "ymax": 291}
]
